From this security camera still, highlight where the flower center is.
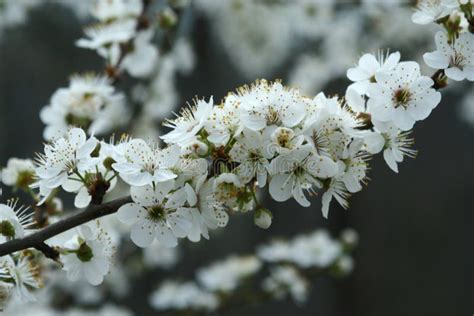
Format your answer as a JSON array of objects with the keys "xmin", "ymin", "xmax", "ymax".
[
  {"xmin": 249, "ymin": 151, "xmax": 261, "ymax": 162},
  {"xmin": 266, "ymin": 107, "xmax": 281, "ymax": 125},
  {"xmin": 450, "ymin": 52, "xmax": 466, "ymax": 69},
  {"xmin": 147, "ymin": 205, "xmax": 166, "ymax": 221},
  {"xmin": 294, "ymin": 164, "xmax": 306, "ymax": 177},
  {"xmin": 276, "ymin": 131, "xmax": 292, "ymax": 148},
  {"xmin": 393, "ymin": 88, "xmax": 412, "ymax": 108},
  {"xmin": 76, "ymin": 242, "xmax": 94, "ymax": 262},
  {"xmin": 0, "ymin": 221, "xmax": 15, "ymax": 238}
]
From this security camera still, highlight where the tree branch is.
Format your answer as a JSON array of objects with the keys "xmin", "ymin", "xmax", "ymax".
[{"xmin": 0, "ymin": 196, "xmax": 132, "ymax": 257}]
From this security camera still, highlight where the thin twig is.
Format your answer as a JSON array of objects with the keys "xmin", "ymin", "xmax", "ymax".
[{"xmin": 0, "ymin": 196, "xmax": 132, "ymax": 257}]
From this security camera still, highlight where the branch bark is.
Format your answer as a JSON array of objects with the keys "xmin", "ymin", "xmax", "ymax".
[{"xmin": 0, "ymin": 196, "xmax": 132, "ymax": 257}]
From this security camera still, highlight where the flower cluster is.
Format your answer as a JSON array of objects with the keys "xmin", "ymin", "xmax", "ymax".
[
  {"xmin": 149, "ymin": 228, "xmax": 356, "ymax": 313},
  {"xmin": 412, "ymin": 0, "xmax": 470, "ymax": 25},
  {"xmin": 40, "ymin": 74, "xmax": 129, "ymax": 140},
  {"xmin": 0, "ymin": 0, "xmax": 470, "ymax": 310},
  {"xmin": 412, "ymin": 0, "xmax": 474, "ymax": 82},
  {"xmin": 76, "ymin": 0, "xmax": 159, "ymax": 78},
  {"xmin": 28, "ymin": 49, "xmax": 443, "ymax": 257}
]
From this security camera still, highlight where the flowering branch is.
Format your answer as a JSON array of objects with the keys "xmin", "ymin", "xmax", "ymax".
[
  {"xmin": 0, "ymin": 196, "xmax": 131, "ymax": 257},
  {"xmin": 0, "ymin": 0, "xmax": 472, "ymax": 309}
]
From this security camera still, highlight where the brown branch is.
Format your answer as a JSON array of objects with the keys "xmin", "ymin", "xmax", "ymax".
[{"xmin": 0, "ymin": 196, "xmax": 132, "ymax": 257}]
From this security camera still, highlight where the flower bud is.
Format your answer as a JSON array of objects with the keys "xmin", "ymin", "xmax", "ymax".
[
  {"xmin": 340, "ymin": 228, "xmax": 359, "ymax": 249},
  {"xmin": 334, "ymin": 255, "xmax": 354, "ymax": 276},
  {"xmin": 254, "ymin": 208, "xmax": 273, "ymax": 229}
]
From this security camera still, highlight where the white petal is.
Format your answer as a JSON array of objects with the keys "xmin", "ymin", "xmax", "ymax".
[
  {"xmin": 121, "ymin": 171, "xmax": 154, "ymax": 186},
  {"xmin": 293, "ymin": 184, "xmax": 310, "ymax": 207},
  {"xmin": 131, "ymin": 185, "xmax": 157, "ymax": 206},
  {"xmin": 321, "ymin": 190, "xmax": 333, "ymax": 219},
  {"xmin": 74, "ymin": 188, "xmax": 91, "ymax": 208},
  {"xmin": 383, "ymin": 149, "xmax": 399, "ymax": 173},
  {"xmin": 445, "ymin": 67, "xmax": 466, "ymax": 81},
  {"xmin": 269, "ymin": 174, "xmax": 293, "ymax": 202},
  {"xmin": 68, "ymin": 128, "xmax": 86, "ymax": 147},
  {"xmin": 117, "ymin": 203, "xmax": 141, "ymax": 224},
  {"xmin": 423, "ymin": 51, "xmax": 449, "ymax": 69},
  {"xmin": 464, "ymin": 66, "xmax": 474, "ymax": 81},
  {"xmin": 155, "ymin": 223, "xmax": 178, "ymax": 248},
  {"xmin": 131, "ymin": 221, "xmax": 155, "ymax": 248}
]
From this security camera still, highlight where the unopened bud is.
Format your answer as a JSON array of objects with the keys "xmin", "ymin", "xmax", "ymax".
[
  {"xmin": 340, "ymin": 228, "xmax": 359, "ymax": 249},
  {"xmin": 254, "ymin": 208, "xmax": 272, "ymax": 229}
]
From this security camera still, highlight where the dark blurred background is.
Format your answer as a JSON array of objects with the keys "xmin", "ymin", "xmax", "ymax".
[{"xmin": 0, "ymin": 3, "xmax": 473, "ymax": 316}]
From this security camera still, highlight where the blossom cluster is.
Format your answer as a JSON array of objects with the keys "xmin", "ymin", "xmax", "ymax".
[
  {"xmin": 76, "ymin": 0, "xmax": 159, "ymax": 78},
  {"xmin": 413, "ymin": 0, "xmax": 474, "ymax": 81},
  {"xmin": 40, "ymin": 74, "xmax": 129, "ymax": 140},
  {"xmin": 2, "ymin": 47, "xmax": 444, "ymax": 288},
  {"xmin": 149, "ymin": 228, "xmax": 357, "ymax": 313}
]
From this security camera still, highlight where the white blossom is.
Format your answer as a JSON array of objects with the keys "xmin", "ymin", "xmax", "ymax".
[
  {"xmin": 112, "ymin": 140, "xmax": 178, "ymax": 186},
  {"xmin": 238, "ymin": 80, "xmax": 307, "ymax": 131},
  {"xmin": 0, "ymin": 255, "xmax": 40, "ymax": 302},
  {"xmin": 347, "ymin": 51, "xmax": 401, "ymax": 94},
  {"xmin": 162, "ymin": 97, "xmax": 213, "ymax": 147},
  {"xmin": 117, "ymin": 182, "xmax": 193, "ymax": 247},
  {"xmin": 32, "ymin": 128, "xmax": 99, "ymax": 204},
  {"xmin": 60, "ymin": 223, "xmax": 114, "ymax": 286},
  {"xmin": 229, "ymin": 128, "xmax": 272, "ymax": 187},
  {"xmin": 40, "ymin": 74, "xmax": 128, "ymax": 140},
  {"xmin": 269, "ymin": 145, "xmax": 338, "ymax": 208},
  {"xmin": 412, "ymin": 0, "xmax": 459, "ymax": 25},
  {"xmin": 367, "ymin": 61, "xmax": 441, "ymax": 131},
  {"xmin": 424, "ymin": 30, "xmax": 474, "ymax": 81},
  {"xmin": 1, "ymin": 158, "xmax": 35, "ymax": 188},
  {"xmin": 121, "ymin": 30, "xmax": 159, "ymax": 78},
  {"xmin": 0, "ymin": 201, "xmax": 34, "ymax": 243},
  {"xmin": 76, "ymin": 19, "xmax": 137, "ymax": 61}
]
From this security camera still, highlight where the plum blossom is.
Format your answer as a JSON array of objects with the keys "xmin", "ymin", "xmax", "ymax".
[
  {"xmin": 238, "ymin": 80, "xmax": 307, "ymax": 131},
  {"xmin": 112, "ymin": 140, "xmax": 179, "ymax": 186},
  {"xmin": 424, "ymin": 30, "xmax": 474, "ymax": 81},
  {"xmin": 229, "ymin": 128, "xmax": 272, "ymax": 187},
  {"xmin": 40, "ymin": 74, "xmax": 128, "ymax": 140},
  {"xmin": 367, "ymin": 61, "xmax": 441, "ymax": 131},
  {"xmin": 0, "ymin": 201, "xmax": 34, "ymax": 243},
  {"xmin": 161, "ymin": 97, "xmax": 213, "ymax": 147},
  {"xmin": 0, "ymin": 255, "xmax": 40, "ymax": 302},
  {"xmin": 412, "ymin": 0, "xmax": 459, "ymax": 25},
  {"xmin": 60, "ymin": 223, "xmax": 114, "ymax": 286},
  {"xmin": 269, "ymin": 144, "xmax": 338, "ymax": 208},
  {"xmin": 32, "ymin": 128, "xmax": 99, "ymax": 204},
  {"xmin": 347, "ymin": 51, "xmax": 401, "ymax": 94},
  {"xmin": 117, "ymin": 182, "xmax": 193, "ymax": 247},
  {"xmin": 121, "ymin": 30, "xmax": 159, "ymax": 78},
  {"xmin": 1, "ymin": 158, "xmax": 35, "ymax": 189}
]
